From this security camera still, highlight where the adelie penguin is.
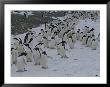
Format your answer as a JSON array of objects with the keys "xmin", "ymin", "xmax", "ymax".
[
  {"xmin": 59, "ymin": 41, "xmax": 68, "ymax": 58},
  {"xmin": 40, "ymin": 51, "xmax": 48, "ymax": 69},
  {"xmin": 49, "ymin": 37, "xmax": 56, "ymax": 49},
  {"xmin": 42, "ymin": 36, "xmax": 49, "ymax": 48},
  {"xmin": 82, "ymin": 35, "xmax": 87, "ymax": 45},
  {"xmin": 33, "ymin": 47, "xmax": 41, "ymax": 65},
  {"xmin": 91, "ymin": 39, "xmax": 97, "ymax": 50},
  {"xmin": 68, "ymin": 36, "xmax": 75, "ymax": 49},
  {"xmin": 86, "ymin": 36, "xmax": 92, "ymax": 47},
  {"xmin": 16, "ymin": 52, "xmax": 27, "ymax": 72}
]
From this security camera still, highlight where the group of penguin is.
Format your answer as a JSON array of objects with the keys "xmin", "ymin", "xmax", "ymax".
[{"xmin": 11, "ymin": 12, "xmax": 100, "ymax": 72}]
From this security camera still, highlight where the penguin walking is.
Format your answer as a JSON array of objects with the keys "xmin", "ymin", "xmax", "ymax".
[
  {"xmin": 33, "ymin": 47, "xmax": 42, "ymax": 65},
  {"xmin": 91, "ymin": 39, "xmax": 98, "ymax": 50},
  {"xmin": 82, "ymin": 35, "xmax": 87, "ymax": 45},
  {"xmin": 41, "ymin": 51, "xmax": 48, "ymax": 69},
  {"xmin": 42, "ymin": 37, "xmax": 49, "ymax": 48},
  {"xmin": 68, "ymin": 36, "xmax": 75, "ymax": 49},
  {"xmin": 16, "ymin": 52, "xmax": 27, "ymax": 72},
  {"xmin": 86, "ymin": 36, "xmax": 92, "ymax": 47},
  {"xmin": 49, "ymin": 37, "xmax": 56, "ymax": 49},
  {"xmin": 79, "ymin": 32, "xmax": 83, "ymax": 41},
  {"xmin": 59, "ymin": 41, "xmax": 68, "ymax": 58},
  {"xmin": 76, "ymin": 29, "xmax": 80, "ymax": 40},
  {"xmin": 72, "ymin": 33, "xmax": 76, "ymax": 43}
]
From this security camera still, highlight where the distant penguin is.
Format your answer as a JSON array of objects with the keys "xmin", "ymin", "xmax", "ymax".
[
  {"xmin": 76, "ymin": 29, "xmax": 80, "ymax": 40},
  {"xmin": 86, "ymin": 36, "xmax": 92, "ymax": 47},
  {"xmin": 68, "ymin": 36, "xmax": 75, "ymax": 49},
  {"xmin": 82, "ymin": 35, "xmax": 87, "ymax": 45},
  {"xmin": 49, "ymin": 37, "xmax": 56, "ymax": 49},
  {"xmin": 41, "ymin": 51, "xmax": 48, "ymax": 69},
  {"xmin": 37, "ymin": 33, "xmax": 43, "ymax": 43},
  {"xmin": 16, "ymin": 52, "xmax": 27, "ymax": 72},
  {"xmin": 33, "ymin": 47, "xmax": 41, "ymax": 65},
  {"xmin": 79, "ymin": 32, "xmax": 83, "ymax": 41},
  {"xmin": 72, "ymin": 33, "xmax": 76, "ymax": 43},
  {"xmin": 91, "ymin": 39, "xmax": 97, "ymax": 50},
  {"xmin": 42, "ymin": 37, "xmax": 49, "ymax": 48}
]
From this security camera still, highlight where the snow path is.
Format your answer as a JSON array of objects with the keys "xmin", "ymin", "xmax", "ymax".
[{"xmin": 11, "ymin": 18, "xmax": 100, "ymax": 77}]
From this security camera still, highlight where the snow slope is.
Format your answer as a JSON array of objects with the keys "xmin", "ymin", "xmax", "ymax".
[{"xmin": 11, "ymin": 18, "xmax": 100, "ymax": 77}]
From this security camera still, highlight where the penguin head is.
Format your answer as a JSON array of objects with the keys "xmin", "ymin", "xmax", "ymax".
[
  {"xmin": 45, "ymin": 31, "xmax": 47, "ymax": 33},
  {"xmin": 39, "ymin": 33, "xmax": 41, "ymax": 35},
  {"xmin": 92, "ymin": 39, "xmax": 95, "ymax": 41},
  {"xmin": 11, "ymin": 48, "xmax": 14, "ymax": 51},
  {"xmin": 69, "ymin": 36, "xmax": 72, "ymax": 38},
  {"xmin": 42, "ymin": 51, "xmax": 47, "ymax": 55},
  {"xmin": 43, "ymin": 36, "xmax": 47, "ymax": 39},
  {"xmin": 41, "ymin": 29, "xmax": 44, "ymax": 31},
  {"xmin": 51, "ymin": 37, "xmax": 55, "ymax": 39}
]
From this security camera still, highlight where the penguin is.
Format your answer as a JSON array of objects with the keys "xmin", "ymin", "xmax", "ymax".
[
  {"xmin": 23, "ymin": 43, "xmax": 33, "ymax": 62},
  {"xmin": 91, "ymin": 39, "xmax": 97, "ymax": 50},
  {"xmin": 79, "ymin": 32, "xmax": 83, "ymax": 41},
  {"xmin": 49, "ymin": 37, "xmax": 56, "ymax": 49},
  {"xmin": 41, "ymin": 51, "xmax": 48, "ymax": 69},
  {"xmin": 11, "ymin": 48, "xmax": 18, "ymax": 65},
  {"xmin": 41, "ymin": 29, "xmax": 44, "ymax": 35},
  {"xmin": 37, "ymin": 33, "xmax": 43, "ymax": 43},
  {"xmin": 59, "ymin": 41, "xmax": 68, "ymax": 58},
  {"xmin": 16, "ymin": 52, "xmax": 27, "ymax": 72},
  {"xmin": 76, "ymin": 29, "xmax": 80, "ymax": 40},
  {"xmin": 42, "ymin": 36, "xmax": 49, "ymax": 48},
  {"xmin": 68, "ymin": 36, "xmax": 75, "ymax": 49},
  {"xmin": 86, "ymin": 36, "xmax": 92, "ymax": 47},
  {"xmin": 82, "ymin": 35, "xmax": 87, "ymax": 45},
  {"xmin": 72, "ymin": 33, "xmax": 76, "ymax": 43},
  {"xmin": 33, "ymin": 47, "xmax": 42, "ymax": 65}
]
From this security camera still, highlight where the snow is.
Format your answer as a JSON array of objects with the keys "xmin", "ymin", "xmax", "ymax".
[{"xmin": 11, "ymin": 16, "xmax": 100, "ymax": 77}]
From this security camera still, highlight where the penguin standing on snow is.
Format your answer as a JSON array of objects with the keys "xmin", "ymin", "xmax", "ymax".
[
  {"xmin": 86, "ymin": 36, "xmax": 92, "ymax": 47},
  {"xmin": 76, "ymin": 29, "xmax": 80, "ymax": 40},
  {"xmin": 59, "ymin": 41, "xmax": 68, "ymax": 58},
  {"xmin": 33, "ymin": 47, "xmax": 42, "ymax": 65},
  {"xmin": 23, "ymin": 43, "xmax": 33, "ymax": 62},
  {"xmin": 91, "ymin": 39, "xmax": 97, "ymax": 50},
  {"xmin": 16, "ymin": 52, "xmax": 27, "ymax": 72},
  {"xmin": 82, "ymin": 35, "xmax": 87, "ymax": 45},
  {"xmin": 68, "ymin": 36, "xmax": 75, "ymax": 49},
  {"xmin": 49, "ymin": 37, "xmax": 56, "ymax": 49},
  {"xmin": 40, "ymin": 51, "xmax": 48, "ymax": 69},
  {"xmin": 42, "ymin": 36, "xmax": 49, "ymax": 48},
  {"xmin": 37, "ymin": 33, "xmax": 43, "ymax": 43},
  {"xmin": 79, "ymin": 32, "xmax": 83, "ymax": 41}
]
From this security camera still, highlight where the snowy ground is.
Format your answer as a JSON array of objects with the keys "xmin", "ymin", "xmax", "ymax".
[{"xmin": 11, "ymin": 18, "xmax": 100, "ymax": 77}]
